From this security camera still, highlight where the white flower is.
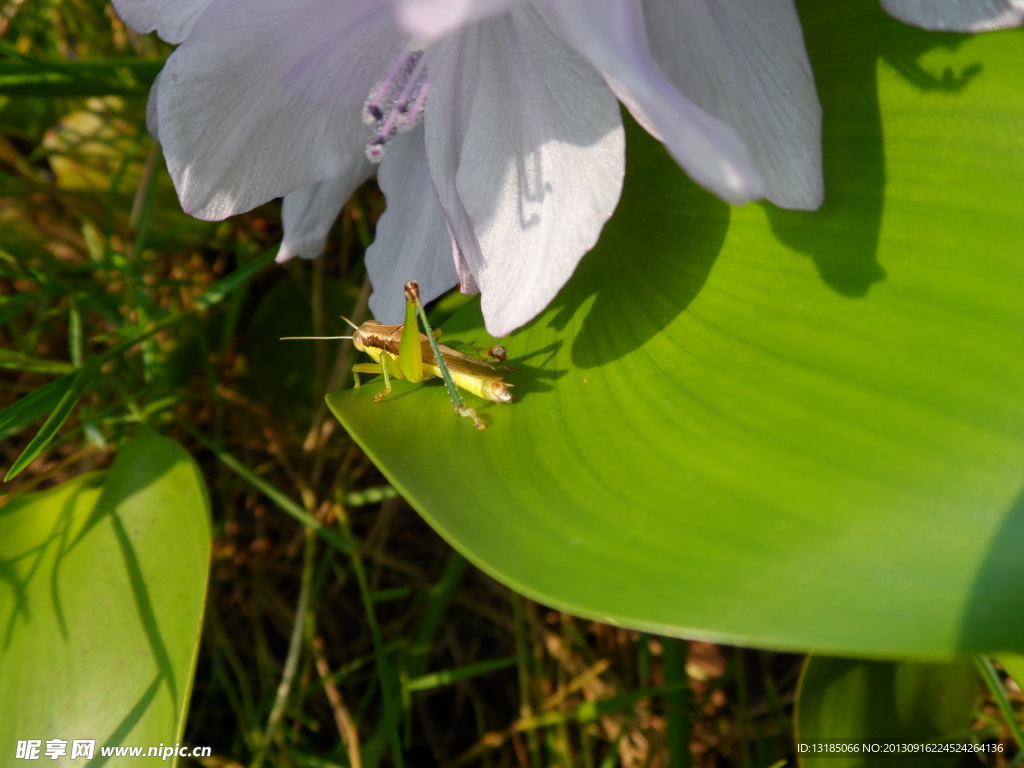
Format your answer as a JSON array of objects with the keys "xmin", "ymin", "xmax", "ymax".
[
  {"xmin": 111, "ymin": 0, "xmax": 1018, "ymax": 335},
  {"xmin": 880, "ymin": 0, "xmax": 1024, "ymax": 31}
]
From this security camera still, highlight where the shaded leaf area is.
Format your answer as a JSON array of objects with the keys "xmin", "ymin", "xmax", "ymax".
[
  {"xmin": 0, "ymin": 432, "xmax": 210, "ymax": 761},
  {"xmin": 796, "ymin": 657, "xmax": 980, "ymax": 767},
  {"xmin": 329, "ymin": 5, "xmax": 1024, "ymax": 656}
]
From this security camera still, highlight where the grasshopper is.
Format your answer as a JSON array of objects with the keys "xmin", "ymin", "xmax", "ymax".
[{"xmin": 284, "ymin": 281, "xmax": 511, "ymax": 429}]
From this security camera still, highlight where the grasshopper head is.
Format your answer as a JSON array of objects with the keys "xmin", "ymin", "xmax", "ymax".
[
  {"xmin": 351, "ymin": 320, "xmax": 382, "ymax": 353},
  {"xmin": 486, "ymin": 380, "xmax": 513, "ymax": 404}
]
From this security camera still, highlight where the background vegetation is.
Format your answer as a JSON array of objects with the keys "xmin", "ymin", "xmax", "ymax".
[{"xmin": 1, "ymin": 1, "xmax": 1022, "ymax": 767}]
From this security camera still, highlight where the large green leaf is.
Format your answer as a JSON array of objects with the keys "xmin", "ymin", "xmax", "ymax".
[
  {"xmin": 328, "ymin": 2, "xmax": 1024, "ymax": 656},
  {"xmin": 0, "ymin": 431, "xmax": 210, "ymax": 764},
  {"xmin": 995, "ymin": 654, "xmax": 1024, "ymax": 690},
  {"xmin": 796, "ymin": 657, "xmax": 979, "ymax": 767}
]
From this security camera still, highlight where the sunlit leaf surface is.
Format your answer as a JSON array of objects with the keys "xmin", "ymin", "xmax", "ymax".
[{"xmin": 329, "ymin": 3, "xmax": 1024, "ymax": 656}]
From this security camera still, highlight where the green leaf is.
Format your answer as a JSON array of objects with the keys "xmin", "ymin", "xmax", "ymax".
[
  {"xmin": 796, "ymin": 657, "xmax": 979, "ymax": 767},
  {"xmin": 994, "ymin": 654, "xmax": 1024, "ymax": 691},
  {"xmin": 0, "ymin": 431, "xmax": 210, "ymax": 760},
  {"xmin": 328, "ymin": 5, "xmax": 1024, "ymax": 656}
]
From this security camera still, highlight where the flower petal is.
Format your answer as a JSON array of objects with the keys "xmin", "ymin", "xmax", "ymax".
[
  {"xmin": 366, "ymin": 131, "xmax": 459, "ymax": 324},
  {"xmin": 145, "ymin": 71, "xmax": 160, "ymax": 141},
  {"xmin": 155, "ymin": 0, "xmax": 399, "ymax": 220},
  {"xmin": 410, "ymin": 46, "xmax": 488, "ymax": 299},
  {"xmin": 534, "ymin": 0, "xmax": 766, "ymax": 206},
  {"xmin": 425, "ymin": 6, "xmax": 625, "ymax": 336},
  {"xmin": 393, "ymin": 0, "xmax": 523, "ymax": 40},
  {"xmin": 880, "ymin": 0, "xmax": 1024, "ymax": 31},
  {"xmin": 111, "ymin": 0, "xmax": 216, "ymax": 43},
  {"xmin": 276, "ymin": 166, "xmax": 372, "ymax": 263},
  {"xmin": 642, "ymin": 0, "xmax": 823, "ymax": 210}
]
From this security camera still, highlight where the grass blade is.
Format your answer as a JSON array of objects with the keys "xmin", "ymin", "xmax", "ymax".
[
  {"xmin": 0, "ymin": 373, "xmax": 78, "ymax": 438},
  {"xmin": 4, "ymin": 363, "xmax": 95, "ymax": 480}
]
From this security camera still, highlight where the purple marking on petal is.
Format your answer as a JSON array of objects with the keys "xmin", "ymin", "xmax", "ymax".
[{"xmin": 362, "ymin": 47, "xmax": 433, "ymax": 159}]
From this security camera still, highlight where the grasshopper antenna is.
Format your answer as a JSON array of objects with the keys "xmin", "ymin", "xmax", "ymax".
[
  {"xmin": 280, "ymin": 335, "xmax": 353, "ymax": 341},
  {"xmin": 282, "ymin": 315, "xmax": 361, "ymax": 341}
]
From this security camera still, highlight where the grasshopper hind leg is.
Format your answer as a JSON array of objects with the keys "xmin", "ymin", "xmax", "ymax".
[{"xmin": 405, "ymin": 280, "xmax": 492, "ymax": 429}]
